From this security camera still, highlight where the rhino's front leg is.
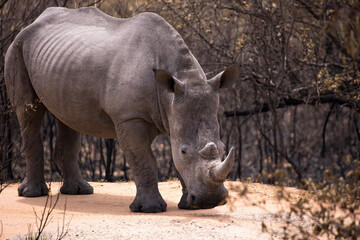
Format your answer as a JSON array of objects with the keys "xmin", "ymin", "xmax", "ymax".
[{"xmin": 116, "ymin": 119, "xmax": 166, "ymax": 213}]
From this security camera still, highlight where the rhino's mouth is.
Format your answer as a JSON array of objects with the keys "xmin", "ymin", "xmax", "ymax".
[
  {"xmin": 186, "ymin": 193, "xmax": 228, "ymax": 210},
  {"xmin": 180, "ymin": 185, "xmax": 229, "ymax": 210},
  {"xmin": 178, "ymin": 188, "xmax": 229, "ymax": 210}
]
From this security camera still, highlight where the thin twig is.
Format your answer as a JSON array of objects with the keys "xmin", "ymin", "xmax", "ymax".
[{"xmin": 321, "ymin": 103, "xmax": 335, "ymax": 157}]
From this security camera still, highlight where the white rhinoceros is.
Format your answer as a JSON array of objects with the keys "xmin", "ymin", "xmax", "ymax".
[{"xmin": 5, "ymin": 7, "xmax": 239, "ymax": 212}]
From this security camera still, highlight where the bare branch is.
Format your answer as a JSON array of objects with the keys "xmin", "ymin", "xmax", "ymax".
[
  {"xmin": 0, "ymin": 0, "xmax": 9, "ymax": 10},
  {"xmin": 225, "ymin": 94, "xmax": 357, "ymax": 117}
]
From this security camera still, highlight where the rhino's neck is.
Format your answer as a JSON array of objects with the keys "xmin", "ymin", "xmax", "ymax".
[
  {"xmin": 154, "ymin": 21, "xmax": 206, "ymax": 81},
  {"xmin": 155, "ymin": 35, "xmax": 206, "ymax": 134}
]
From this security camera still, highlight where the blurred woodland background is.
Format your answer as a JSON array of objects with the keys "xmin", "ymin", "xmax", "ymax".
[{"xmin": 0, "ymin": 0, "xmax": 360, "ymax": 187}]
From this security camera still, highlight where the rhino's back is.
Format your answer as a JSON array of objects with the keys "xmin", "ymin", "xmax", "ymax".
[
  {"xmin": 21, "ymin": 7, "xmax": 164, "ymax": 81},
  {"xmin": 16, "ymin": 8, "xmax": 171, "ymax": 137}
]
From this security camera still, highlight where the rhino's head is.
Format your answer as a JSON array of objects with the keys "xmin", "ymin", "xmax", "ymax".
[{"xmin": 154, "ymin": 65, "xmax": 239, "ymax": 209}]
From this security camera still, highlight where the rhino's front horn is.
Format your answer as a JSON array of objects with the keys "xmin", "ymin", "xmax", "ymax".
[{"xmin": 211, "ymin": 147, "xmax": 235, "ymax": 182}]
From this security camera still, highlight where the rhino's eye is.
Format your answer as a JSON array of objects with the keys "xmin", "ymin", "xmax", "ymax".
[{"xmin": 181, "ymin": 144, "xmax": 189, "ymax": 155}]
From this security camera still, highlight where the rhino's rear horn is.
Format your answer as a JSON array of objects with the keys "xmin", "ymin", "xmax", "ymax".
[
  {"xmin": 199, "ymin": 142, "xmax": 218, "ymax": 159},
  {"xmin": 210, "ymin": 147, "xmax": 235, "ymax": 182}
]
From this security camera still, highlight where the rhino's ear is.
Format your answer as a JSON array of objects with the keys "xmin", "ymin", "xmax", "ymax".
[
  {"xmin": 154, "ymin": 69, "xmax": 185, "ymax": 95},
  {"xmin": 208, "ymin": 65, "xmax": 240, "ymax": 91}
]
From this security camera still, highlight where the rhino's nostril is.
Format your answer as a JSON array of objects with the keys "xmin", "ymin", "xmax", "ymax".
[{"xmin": 191, "ymin": 195, "xmax": 197, "ymax": 206}]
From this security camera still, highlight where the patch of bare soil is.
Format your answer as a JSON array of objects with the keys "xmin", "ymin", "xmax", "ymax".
[{"xmin": 0, "ymin": 181, "xmax": 317, "ymax": 240}]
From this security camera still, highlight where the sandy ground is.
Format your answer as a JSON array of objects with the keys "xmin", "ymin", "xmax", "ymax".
[{"xmin": 0, "ymin": 181, "xmax": 316, "ymax": 240}]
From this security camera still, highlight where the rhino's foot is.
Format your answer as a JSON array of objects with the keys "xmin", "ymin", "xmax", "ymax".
[
  {"xmin": 18, "ymin": 178, "xmax": 49, "ymax": 197},
  {"xmin": 60, "ymin": 179, "xmax": 93, "ymax": 195},
  {"xmin": 130, "ymin": 192, "xmax": 167, "ymax": 213}
]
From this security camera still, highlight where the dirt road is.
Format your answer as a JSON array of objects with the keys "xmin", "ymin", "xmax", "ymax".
[{"xmin": 0, "ymin": 181, "xmax": 314, "ymax": 239}]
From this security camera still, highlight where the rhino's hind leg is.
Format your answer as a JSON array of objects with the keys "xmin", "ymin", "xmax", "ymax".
[
  {"xmin": 116, "ymin": 119, "xmax": 167, "ymax": 213},
  {"xmin": 13, "ymin": 96, "xmax": 49, "ymax": 197},
  {"xmin": 5, "ymin": 42, "xmax": 48, "ymax": 197},
  {"xmin": 16, "ymin": 102, "xmax": 49, "ymax": 197},
  {"xmin": 54, "ymin": 120, "xmax": 93, "ymax": 195}
]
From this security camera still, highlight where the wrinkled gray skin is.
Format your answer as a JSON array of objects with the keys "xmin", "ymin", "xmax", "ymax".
[{"xmin": 4, "ymin": 7, "xmax": 239, "ymax": 213}]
